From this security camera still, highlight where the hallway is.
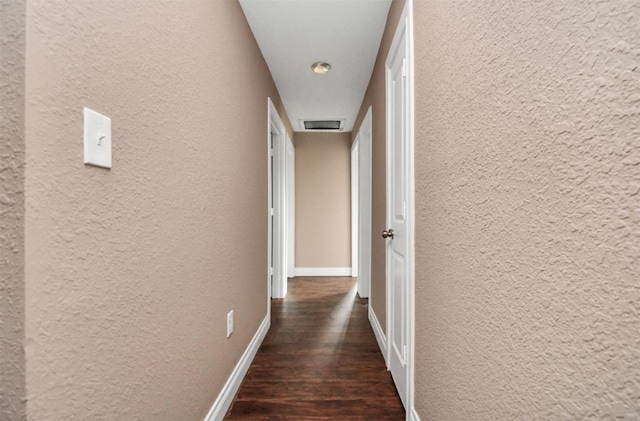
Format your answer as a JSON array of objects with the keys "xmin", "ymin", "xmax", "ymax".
[
  {"xmin": 225, "ymin": 277, "xmax": 405, "ymax": 420},
  {"xmin": 4, "ymin": 0, "xmax": 640, "ymax": 419}
]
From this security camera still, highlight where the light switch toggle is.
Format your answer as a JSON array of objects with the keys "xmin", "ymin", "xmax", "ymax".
[{"xmin": 84, "ymin": 107, "xmax": 112, "ymax": 169}]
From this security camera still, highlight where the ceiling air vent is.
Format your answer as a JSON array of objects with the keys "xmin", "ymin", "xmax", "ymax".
[{"xmin": 303, "ymin": 120, "xmax": 343, "ymax": 131}]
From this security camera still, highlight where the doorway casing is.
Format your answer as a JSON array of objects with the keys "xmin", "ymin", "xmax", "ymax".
[
  {"xmin": 267, "ymin": 98, "xmax": 288, "ymax": 300},
  {"xmin": 285, "ymin": 134, "xmax": 296, "ymax": 279},
  {"xmin": 351, "ymin": 107, "xmax": 373, "ymax": 298},
  {"xmin": 351, "ymin": 137, "xmax": 359, "ymax": 279}
]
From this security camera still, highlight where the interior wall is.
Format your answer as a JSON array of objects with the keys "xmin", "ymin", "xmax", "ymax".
[
  {"xmin": 23, "ymin": 1, "xmax": 291, "ymax": 419},
  {"xmin": 0, "ymin": 0, "xmax": 26, "ymax": 419},
  {"xmin": 295, "ymin": 132, "xmax": 351, "ymax": 269},
  {"xmin": 413, "ymin": 1, "xmax": 640, "ymax": 419},
  {"xmin": 352, "ymin": 0, "xmax": 406, "ymax": 330}
]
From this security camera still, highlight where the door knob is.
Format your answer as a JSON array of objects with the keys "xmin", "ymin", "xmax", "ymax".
[{"xmin": 382, "ymin": 229, "xmax": 394, "ymax": 239}]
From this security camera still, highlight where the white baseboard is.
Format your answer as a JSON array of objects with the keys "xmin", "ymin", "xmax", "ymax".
[
  {"xmin": 203, "ymin": 314, "xmax": 270, "ymax": 421},
  {"xmin": 294, "ymin": 267, "xmax": 352, "ymax": 277},
  {"xmin": 368, "ymin": 306, "xmax": 387, "ymax": 366},
  {"xmin": 410, "ymin": 407, "xmax": 421, "ymax": 421}
]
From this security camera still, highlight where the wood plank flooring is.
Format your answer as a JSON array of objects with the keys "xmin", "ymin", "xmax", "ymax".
[{"xmin": 225, "ymin": 277, "xmax": 405, "ymax": 420}]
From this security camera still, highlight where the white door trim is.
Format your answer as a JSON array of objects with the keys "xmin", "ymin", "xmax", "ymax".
[
  {"xmin": 351, "ymin": 136, "xmax": 360, "ymax": 278},
  {"xmin": 285, "ymin": 135, "xmax": 296, "ymax": 279},
  {"xmin": 268, "ymin": 98, "xmax": 287, "ymax": 299},
  {"xmin": 385, "ymin": 1, "xmax": 415, "ymax": 419},
  {"xmin": 357, "ymin": 107, "xmax": 373, "ymax": 299}
]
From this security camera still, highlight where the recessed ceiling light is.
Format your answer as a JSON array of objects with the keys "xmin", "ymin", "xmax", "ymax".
[{"xmin": 311, "ymin": 61, "xmax": 331, "ymax": 75}]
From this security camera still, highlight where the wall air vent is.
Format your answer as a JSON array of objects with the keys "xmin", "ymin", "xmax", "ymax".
[{"xmin": 302, "ymin": 120, "xmax": 344, "ymax": 131}]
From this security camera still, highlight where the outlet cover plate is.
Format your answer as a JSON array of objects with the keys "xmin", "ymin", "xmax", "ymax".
[{"xmin": 226, "ymin": 310, "xmax": 234, "ymax": 338}]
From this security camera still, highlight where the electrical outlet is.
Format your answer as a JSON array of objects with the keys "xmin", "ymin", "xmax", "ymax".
[{"xmin": 226, "ymin": 310, "xmax": 234, "ymax": 338}]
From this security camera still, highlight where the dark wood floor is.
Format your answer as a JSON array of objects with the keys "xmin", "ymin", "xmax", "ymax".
[{"xmin": 225, "ymin": 276, "xmax": 405, "ymax": 420}]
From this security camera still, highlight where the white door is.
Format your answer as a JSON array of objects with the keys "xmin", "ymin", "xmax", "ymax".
[{"xmin": 385, "ymin": 13, "xmax": 411, "ymax": 408}]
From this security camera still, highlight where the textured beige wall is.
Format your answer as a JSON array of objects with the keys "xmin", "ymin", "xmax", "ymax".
[
  {"xmin": 23, "ymin": 1, "xmax": 290, "ymax": 419},
  {"xmin": 414, "ymin": 1, "xmax": 640, "ymax": 419},
  {"xmin": 352, "ymin": 0, "xmax": 405, "ymax": 330},
  {"xmin": 295, "ymin": 132, "xmax": 351, "ymax": 268},
  {"xmin": 0, "ymin": 0, "xmax": 26, "ymax": 419}
]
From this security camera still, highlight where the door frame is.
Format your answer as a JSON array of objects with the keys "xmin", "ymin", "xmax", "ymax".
[
  {"xmin": 355, "ymin": 107, "xmax": 373, "ymax": 298},
  {"xmin": 384, "ymin": 2, "xmax": 415, "ymax": 419},
  {"xmin": 351, "ymin": 135, "xmax": 360, "ymax": 278},
  {"xmin": 285, "ymin": 134, "xmax": 296, "ymax": 279},
  {"xmin": 268, "ymin": 98, "xmax": 287, "ymax": 300}
]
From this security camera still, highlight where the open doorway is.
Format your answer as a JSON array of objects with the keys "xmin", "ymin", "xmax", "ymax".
[
  {"xmin": 285, "ymin": 135, "xmax": 296, "ymax": 280},
  {"xmin": 351, "ymin": 107, "xmax": 373, "ymax": 299},
  {"xmin": 268, "ymin": 98, "xmax": 288, "ymax": 300}
]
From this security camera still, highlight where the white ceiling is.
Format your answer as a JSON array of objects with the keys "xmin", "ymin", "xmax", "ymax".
[{"xmin": 239, "ymin": 0, "xmax": 392, "ymax": 132}]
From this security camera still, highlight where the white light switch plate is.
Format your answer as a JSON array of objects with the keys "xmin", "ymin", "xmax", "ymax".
[{"xmin": 83, "ymin": 107, "xmax": 112, "ymax": 168}]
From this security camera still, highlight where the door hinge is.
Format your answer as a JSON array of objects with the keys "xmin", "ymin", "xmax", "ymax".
[
  {"xmin": 270, "ymin": 148, "xmax": 274, "ymax": 157},
  {"xmin": 402, "ymin": 58, "xmax": 407, "ymax": 77},
  {"xmin": 270, "ymin": 267, "xmax": 274, "ymax": 276},
  {"xmin": 270, "ymin": 208, "xmax": 274, "ymax": 216}
]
